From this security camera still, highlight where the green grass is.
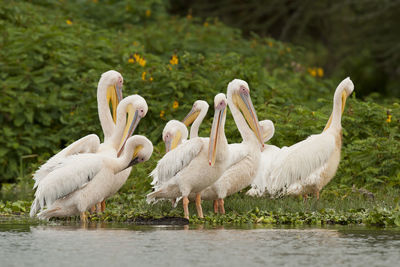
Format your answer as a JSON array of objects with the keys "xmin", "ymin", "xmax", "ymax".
[{"xmin": 2, "ymin": 188, "xmax": 399, "ymax": 227}]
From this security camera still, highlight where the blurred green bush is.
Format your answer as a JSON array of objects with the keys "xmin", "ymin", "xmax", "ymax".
[{"xmin": 0, "ymin": 0, "xmax": 398, "ymax": 200}]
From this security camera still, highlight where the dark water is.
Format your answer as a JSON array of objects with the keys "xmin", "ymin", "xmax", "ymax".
[{"xmin": 1, "ymin": 222, "xmax": 400, "ymax": 267}]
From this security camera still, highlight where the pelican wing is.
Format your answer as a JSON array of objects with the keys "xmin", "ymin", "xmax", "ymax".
[
  {"xmin": 269, "ymin": 133, "xmax": 335, "ymax": 196},
  {"xmin": 32, "ymin": 153, "xmax": 104, "ymax": 214},
  {"xmin": 150, "ymin": 137, "xmax": 204, "ymax": 189},
  {"xmin": 33, "ymin": 134, "xmax": 100, "ymax": 189}
]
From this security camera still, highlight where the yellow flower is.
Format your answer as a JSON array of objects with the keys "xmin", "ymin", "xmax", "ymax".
[
  {"xmin": 141, "ymin": 71, "xmax": 146, "ymax": 81},
  {"xmin": 268, "ymin": 41, "xmax": 273, "ymax": 47},
  {"xmin": 172, "ymin": 101, "xmax": 179, "ymax": 109},
  {"xmin": 160, "ymin": 110, "xmax": 165, "ymax": 118},
  {"xmin": 187, "ymin": 14, "xmax": 192, "ymax": 20},
  {"xmin": 66, "ymin": 19, "xmax": 73, "ymax": 25},
  {"xmin": 134, "ymin": 53, "xmax": 140, "ymax": 62},
  {"xmin": 146, "ymin": 9, "xmax": 151, "ymax": 17},
  {"xmin": 387, "ymin": 114, "xmax": 392, "ymax": 123},
  {"xmin": 170, "ymin": 54, "xmax": 178, "ymax": 65},
  {"xmin": 149, "ymin": 77, "xmax": 153, "ymax": 82},
  {"xmin": 138, "ymin": 57, "xmax": 146, "ymax": 67},
  {"xmin": 308, "ymin": 68, "xmax": 317, "ymax": 77},
  {"xmin": 286, "ymin": 47, "xmax": 291, "ymax": 53},
  {"xmin": 317, "ymin": 67, "xmax": 324, "ymax": 77},
  {"xmin": 133, "ymin": 41, "xmax": 139, "ymax": 46},
  {"xmin": 128, "ymin": 57, "xmax": 134, "ymax": 63},
  {"xmin": 312, "ymin": 111, "xmax": 315, "ymax": 116},
  {"xmin": 168, "ymin": 65, "xmax": 172, "ymax": 71},
  {"xmin": 203, "ymin": 21, "xmax": 209, "ymax": 27},
  {"xmin": 92, "ymin": 0, "xmax": 98, "ymax": 3}
]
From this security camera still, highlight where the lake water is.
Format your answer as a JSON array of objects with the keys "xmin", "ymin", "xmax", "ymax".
[{"xmin": 1, "ymin": 222, "xmax": 400, "ymax": 267}]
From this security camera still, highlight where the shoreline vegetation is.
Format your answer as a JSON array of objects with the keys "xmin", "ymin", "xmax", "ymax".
[
  {"xmin": 2, "ymin": 188, "xmax": 399, "ymax": 227},
  {"xmin": 1, "ymin": 2, "xmax": 399, "ymax": 226}
]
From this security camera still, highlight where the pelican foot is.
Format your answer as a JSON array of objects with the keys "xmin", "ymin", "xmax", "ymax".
[{"xmin": 213, "ymin": 200, "xmax": 219, "ymax": 214}]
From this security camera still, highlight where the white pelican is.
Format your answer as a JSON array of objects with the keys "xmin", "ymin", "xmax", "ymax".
[
  {"xmin": 36, "ymin": 135, "xmax": 153, "ymax": 222},
  {"xmin": 267, "ymin": 77, "xmax": 354, "ymax": 198},
  {"xmin": 151, "ymin": 100, "xmax": 208, "ymax": 190},
  {"xmin": 30, "ymin": 70, "xmax": 123, "ymax": 202},
  {"xmin": 201, "ymin": 119, "xmax": 275, "ymax": 211},
  {"xmin": 162, "ymin": 120, "xmax": 188, "ymax": 153},
  {"xmin": 182, "ymin": 100, "xmax": 209, "ymax": 138},
  {"xmin": 198, "ymin": 79, "xmax": 265, "ymax": 214},
  {"xmin": 30, "ymin": 94, "xmax": 148, "ymax": 219},
  {"xmin": 147, "ymin": 93, "xmax": 230, "ymax": 219}
]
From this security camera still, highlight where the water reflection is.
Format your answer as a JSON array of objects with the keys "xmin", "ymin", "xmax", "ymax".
[{"xmin": 1, "ymin": 222, "xmax": 400, "ymax": 267}]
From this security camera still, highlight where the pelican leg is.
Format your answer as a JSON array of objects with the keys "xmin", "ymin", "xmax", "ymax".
[
  {"xmin": 101, "ymin": 200, "xmax": 106, "ymax": 212},
  {"xmin": 96, "ymin": 203, "xmax": 102, "ymax": 213},
  {"xmin": 90, "ymin": 206, "xmax": 96, "ymax": 214},
  {"xmin": 183, "ymin": 196, "xmax": 189, "ymax": 219},
  {"xmin": 213, "ymin": 200, "xmax": 219, "ymax": 214},
  {"xmin": 195, "ymin": 193, "xmax": 204, "ymax": 218},
  {"xmin": 218, "ymin": 198, "xmax": 225, "ymax": 214},
  {"xmin": 303, "ymin": 194, "xmax": 308, "ymax": 202},
  {"xmin": 171, "ymin": 199, "xmax": 176, "ymax": 208},
  {"xmin": 80, "ymin": 212, "xmax": 88, "ymax": 223},
  {"xmin": 316, "ymin": 191, "xmax": 320, "ymax": 200}
]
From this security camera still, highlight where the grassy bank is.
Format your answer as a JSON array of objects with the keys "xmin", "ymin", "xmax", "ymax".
[{"xmin": 2, "ymin": 188, "xmax": 399, "ymax": 227}]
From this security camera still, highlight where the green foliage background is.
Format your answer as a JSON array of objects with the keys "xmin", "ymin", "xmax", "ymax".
[{"xmin": 0, "ymin": 0, "xmax": 399, "ymax": 200}]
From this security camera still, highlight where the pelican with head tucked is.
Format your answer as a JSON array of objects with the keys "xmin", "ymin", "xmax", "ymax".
[
  {"xmin": 147, "ymin": 94, "xmax": 229, "ymax": 219},
  {"xmin": 266, "ymin": 77, "xmax": 354, "ymax": 198},
  {"xmin": 150, "ymin": 100, "xmax": 208, "ymax": 190},
  {"xmin": 30, "ymin": 70, "xmax": 123, "ymax": 207},
  {"xmin": 36, "ymin": 135, "xmax": 153, "ymax": 221},
  {"xmin": 30, "ymin": 94, "xmax": 148, "ymax": 220}
]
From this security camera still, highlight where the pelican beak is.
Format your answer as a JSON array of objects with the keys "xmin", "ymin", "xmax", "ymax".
[
  {"xmin": 208, "ymin": 105, "xmax": 226, "ymax": 166},
  {"xmin": 233, "ymin": 91, "xmax": 264, "ymax": 148},
  {"xmin": 324, "ymin": 91, "xmax": 348, "ymax": 132},
  {"xmin": 182, "ymin": 108, "xmax": 200, "ymax": 127},
  {"xmin": 164, "ymin": 140, "xmax": 172, "ymax": 153},
  {"xmin": 341, "ymin": 90, "xmax": 347, "ymax": 113},
  {"xmin": 125, "ymin": 145, "xmax": 143, "ymax": 169},
  {"xmin": 117, "ymin": 106, "xmax": 142, "ymax": 156},
  {"xmin": 107, "ymin": 84, "xmax": 123, "ymax": 123}
]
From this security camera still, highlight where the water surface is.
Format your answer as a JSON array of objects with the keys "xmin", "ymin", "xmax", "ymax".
[{"xmin": 1, "ymin": 222, "xmax": 399, "ymax": 266}]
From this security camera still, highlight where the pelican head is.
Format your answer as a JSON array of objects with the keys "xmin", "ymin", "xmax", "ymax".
[
  {"xmin": 116, "ymin": 95, "xmax": 148, "ymax": 156},
  {"xmin": 324, "ymin": 77, "xmax": 355, "ymax": 131},
  {"xmin": 259, "ymin": 120, "xmax": 275, "ymax": 143},
  {"xmin": 162, "ymin": 120, "xmax": 188, "ymax": 153},
  {"xmin": 227, "ymin": 79, "xmax": 264, "ymax": 148},
  {"xmin": 119, "ymin": 135, "xmax": 153, "ymax": 171},
  {"xmin": 182, "ymin": 100, "xmax": 209, "ymax": 127},
  {"xmin": 208, "ymin": 93, "xmax": 227, "ymax": 166},
  {"xmin": 99, "ymin": 70, "xmax": 124, "ymax": 123}
]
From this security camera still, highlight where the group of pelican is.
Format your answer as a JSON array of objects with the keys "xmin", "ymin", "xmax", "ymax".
[
  {"xmin": 30, "ymin": 70, "xmax": 153, "ymax": 222},
  {"xmin": 147, "ymin": 77, "xmax": 354, "ymax": 219},
  {"xmin": 30, "ymin": 69, "xmax": 354, "ymax": 221}
]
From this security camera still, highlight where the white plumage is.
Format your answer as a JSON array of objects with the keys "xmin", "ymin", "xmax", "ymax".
[
  {"xmin": 150, "ymin": 99, "xmax": 208, "ymax": 191},
  {"xmin": 36, "ymin": 135, "xmax": 153, "ymax": 221},
  {"xmin": 197, "ymin": 79, "xmax": 265, "ymax": 213},
  {"xmin": 30, "ymin": 70, "xmax": 123, "ymax": 216},
  {"xmin": 248, "ymin": 77, "xmax": 354, "ymax": 198},
  {"xmin": 147, "ymin": 93, "xmax": 229, "ymax": 219}
]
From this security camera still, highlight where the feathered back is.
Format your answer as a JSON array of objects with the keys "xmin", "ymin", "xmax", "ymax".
[
  {"xmin": 269, "ymin": 133, "xmax": 335, "ymax": 196},
  {"xmin": 32, "ymin": 134, "xmax": 100, "ymax": 189},
  {"xmin": 150, "ymin": 137, "xmax": 204, "ymax": 189}
]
